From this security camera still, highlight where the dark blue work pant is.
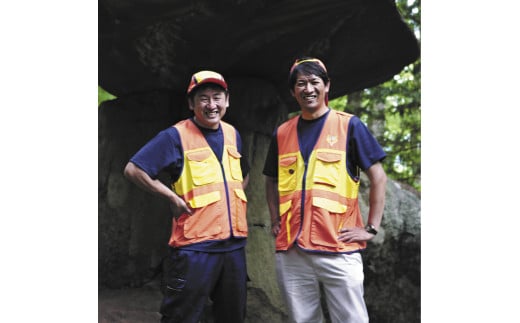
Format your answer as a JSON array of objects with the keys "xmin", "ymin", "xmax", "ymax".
[{"xmin": 160, "ymin": 247, "xmax": 247, "ymax": 323}]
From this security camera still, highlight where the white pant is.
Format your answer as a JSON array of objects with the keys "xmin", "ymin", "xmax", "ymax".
[{"xmin": 275, "ymin": 247, "xmax": 369, "ymax": 323}]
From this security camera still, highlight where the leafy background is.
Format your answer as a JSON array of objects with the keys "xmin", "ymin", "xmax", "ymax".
[{"xmin": 330, "ymin": 0, "xmax": 420, "ymax": 192}]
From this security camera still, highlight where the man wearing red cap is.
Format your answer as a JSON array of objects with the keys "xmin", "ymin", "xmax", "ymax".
[
  {"xmin": 263, "ymin": 57, "xmax": 387, "ymax": 323},
  {"xmin": 124, "ymin": 70, "xmax": 249, "ymax": 323}
]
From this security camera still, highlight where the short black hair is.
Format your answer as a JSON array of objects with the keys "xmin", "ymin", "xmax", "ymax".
[{"xmin": 288, "ymin": 57, "xmax": 330, "ymax": 90}]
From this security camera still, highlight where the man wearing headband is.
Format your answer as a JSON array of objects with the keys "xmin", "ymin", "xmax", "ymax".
[
  {"xmin": 263, "ymin": 57, "xmax": 387, "ymax": 323},
  {"xmin": 124, "ymin": 70, "xmax": 250, "ymax": 323}
]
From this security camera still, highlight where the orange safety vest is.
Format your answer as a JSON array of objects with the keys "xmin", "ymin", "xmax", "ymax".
[
  {"xmin": 169, "ymin": 119, "xmax": 248, "ymax": 247},
  {"xmin": 276, "ymin": 110, "xmax": 365, "ymax": 253}
]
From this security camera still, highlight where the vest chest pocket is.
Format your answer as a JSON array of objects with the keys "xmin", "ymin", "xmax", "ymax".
[
  {"xmin": 313, "ymin": 151, "xmax": 342, "ymax": 187},
  {"xmin": 227, "ymin": 147, "xmax": 243, "ymax": 181},
  {"xmin": 186, "ymin": 150, "xmax": 219, "ymax": 186},
  {"xmin": 278, "ymin": 156, "xmax": 298, "ymax": 192}
]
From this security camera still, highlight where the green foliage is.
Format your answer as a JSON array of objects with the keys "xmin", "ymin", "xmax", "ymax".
[
  {"xmin": 98, "ymin": 86, "xmax": 117, "ymax": 106},
  {"xmin": 330, "ymin": 0, "xmax": 421, "ymax": 192}
]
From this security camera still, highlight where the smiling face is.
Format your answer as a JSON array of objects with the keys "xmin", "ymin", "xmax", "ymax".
[
  {"xmin": 291, "ymin": 72, "xmax": 330, "ymax": 119},
  {"xmin": 188, "ymin": 85, "xmax": 229, "ymax": 129}
]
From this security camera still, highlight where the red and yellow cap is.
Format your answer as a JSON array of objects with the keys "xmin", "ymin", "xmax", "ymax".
[{"xmin": 187, "ymin": 70, "xmax": 228, "ymax": 95}]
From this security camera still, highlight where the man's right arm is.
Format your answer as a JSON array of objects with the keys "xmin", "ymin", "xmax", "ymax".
[
  {"xmin": 265, "ymin": 175, "xmax": 280, "ymax": 236},
  {"xmin": 124, "ymin": 162, "xmax": 192, "ymax": 218},
  {"xmin": 263, "ymin": 132, "xmax": 280, "ymax": 236}
]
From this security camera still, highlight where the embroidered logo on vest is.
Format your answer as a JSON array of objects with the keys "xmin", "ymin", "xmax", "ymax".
[{"xmin": 326, "ymin": 134, "xmax": 338, "ymax": 146}]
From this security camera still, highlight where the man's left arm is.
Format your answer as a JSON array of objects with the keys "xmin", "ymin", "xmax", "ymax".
[
  {"xmin": 236, "ymin": 130, "xmax": 250, "ymax": 190},
  {"xmin": 365, "ymin": 162, "xmax": 387, "ymax": 232}
]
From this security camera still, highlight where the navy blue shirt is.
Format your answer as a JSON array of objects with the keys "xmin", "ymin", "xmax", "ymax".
[
  {"xmin": 262, "ymin": 109, "xmax": 386, "ymax": 179},
  {"xmin": 130, "ymin": 118, "xmax": 249, "ymax": 252}
]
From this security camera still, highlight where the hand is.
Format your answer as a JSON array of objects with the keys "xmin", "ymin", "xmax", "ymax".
[
  {"xmin": 337, "ymin": 226, "xmax": 374, "ymax": 243},
  {"xmin": 271, "ymin": 220, "xmax": 281, "ymax": 237},
  {"xmin": 169, "ymin": 195, "xmax": 193, "ymax": 220}
]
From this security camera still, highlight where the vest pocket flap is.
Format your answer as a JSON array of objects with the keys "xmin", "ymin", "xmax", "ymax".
[
  {"xmin": 280, "ymin": 156, "xmax": 297, "ymax": 167},
  {"xmin": 279, "ymin": 200, "xmax": 292, "ymax": 215},
  {"xmin": 187, "ymin": 150, "xmax": 212, "ymax": 162},
  {"xmin": 234, "ymin": 188, "xmax": 248, "ymax": 202},
  {"xmin": 316, "ymin": 151, "xmax": 342, "ymax": 163},
  {"xmin": 312, "ymin": 197, "xmax": 347, "ymax": 214},
  {"xmin": 189, "ymin": 191, "xmax": 221, "ymax": 208},
  {"xmin": 227, "ymin": 147, "xmax": 242, "ymax": 159}
]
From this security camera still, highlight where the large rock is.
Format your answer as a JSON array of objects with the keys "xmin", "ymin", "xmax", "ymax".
[
  {"xmin": 99, "ymin": 0, "xmax": 419, "ymax": 111},
  {"xmin": 359, "ymin": 175, "xmax": 421, "ymax": 323}
]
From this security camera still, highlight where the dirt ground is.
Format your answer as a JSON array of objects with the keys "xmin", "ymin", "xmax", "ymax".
[
  {"xmin": 99, "ymin": 280, "xmax": 163, "ymax": 323},
  {"xmin": 99, "ymin": 280, "xmax": 288, "ymax": 323}
]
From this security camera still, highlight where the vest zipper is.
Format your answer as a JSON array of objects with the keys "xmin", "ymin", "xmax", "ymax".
[
  {"xmin": 294, "ymin": 161, "xmax": 309, "ymax": 246},
  {"xmin": 220, "ymin": 161, "xmax": 234, "ymax": 237}
]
